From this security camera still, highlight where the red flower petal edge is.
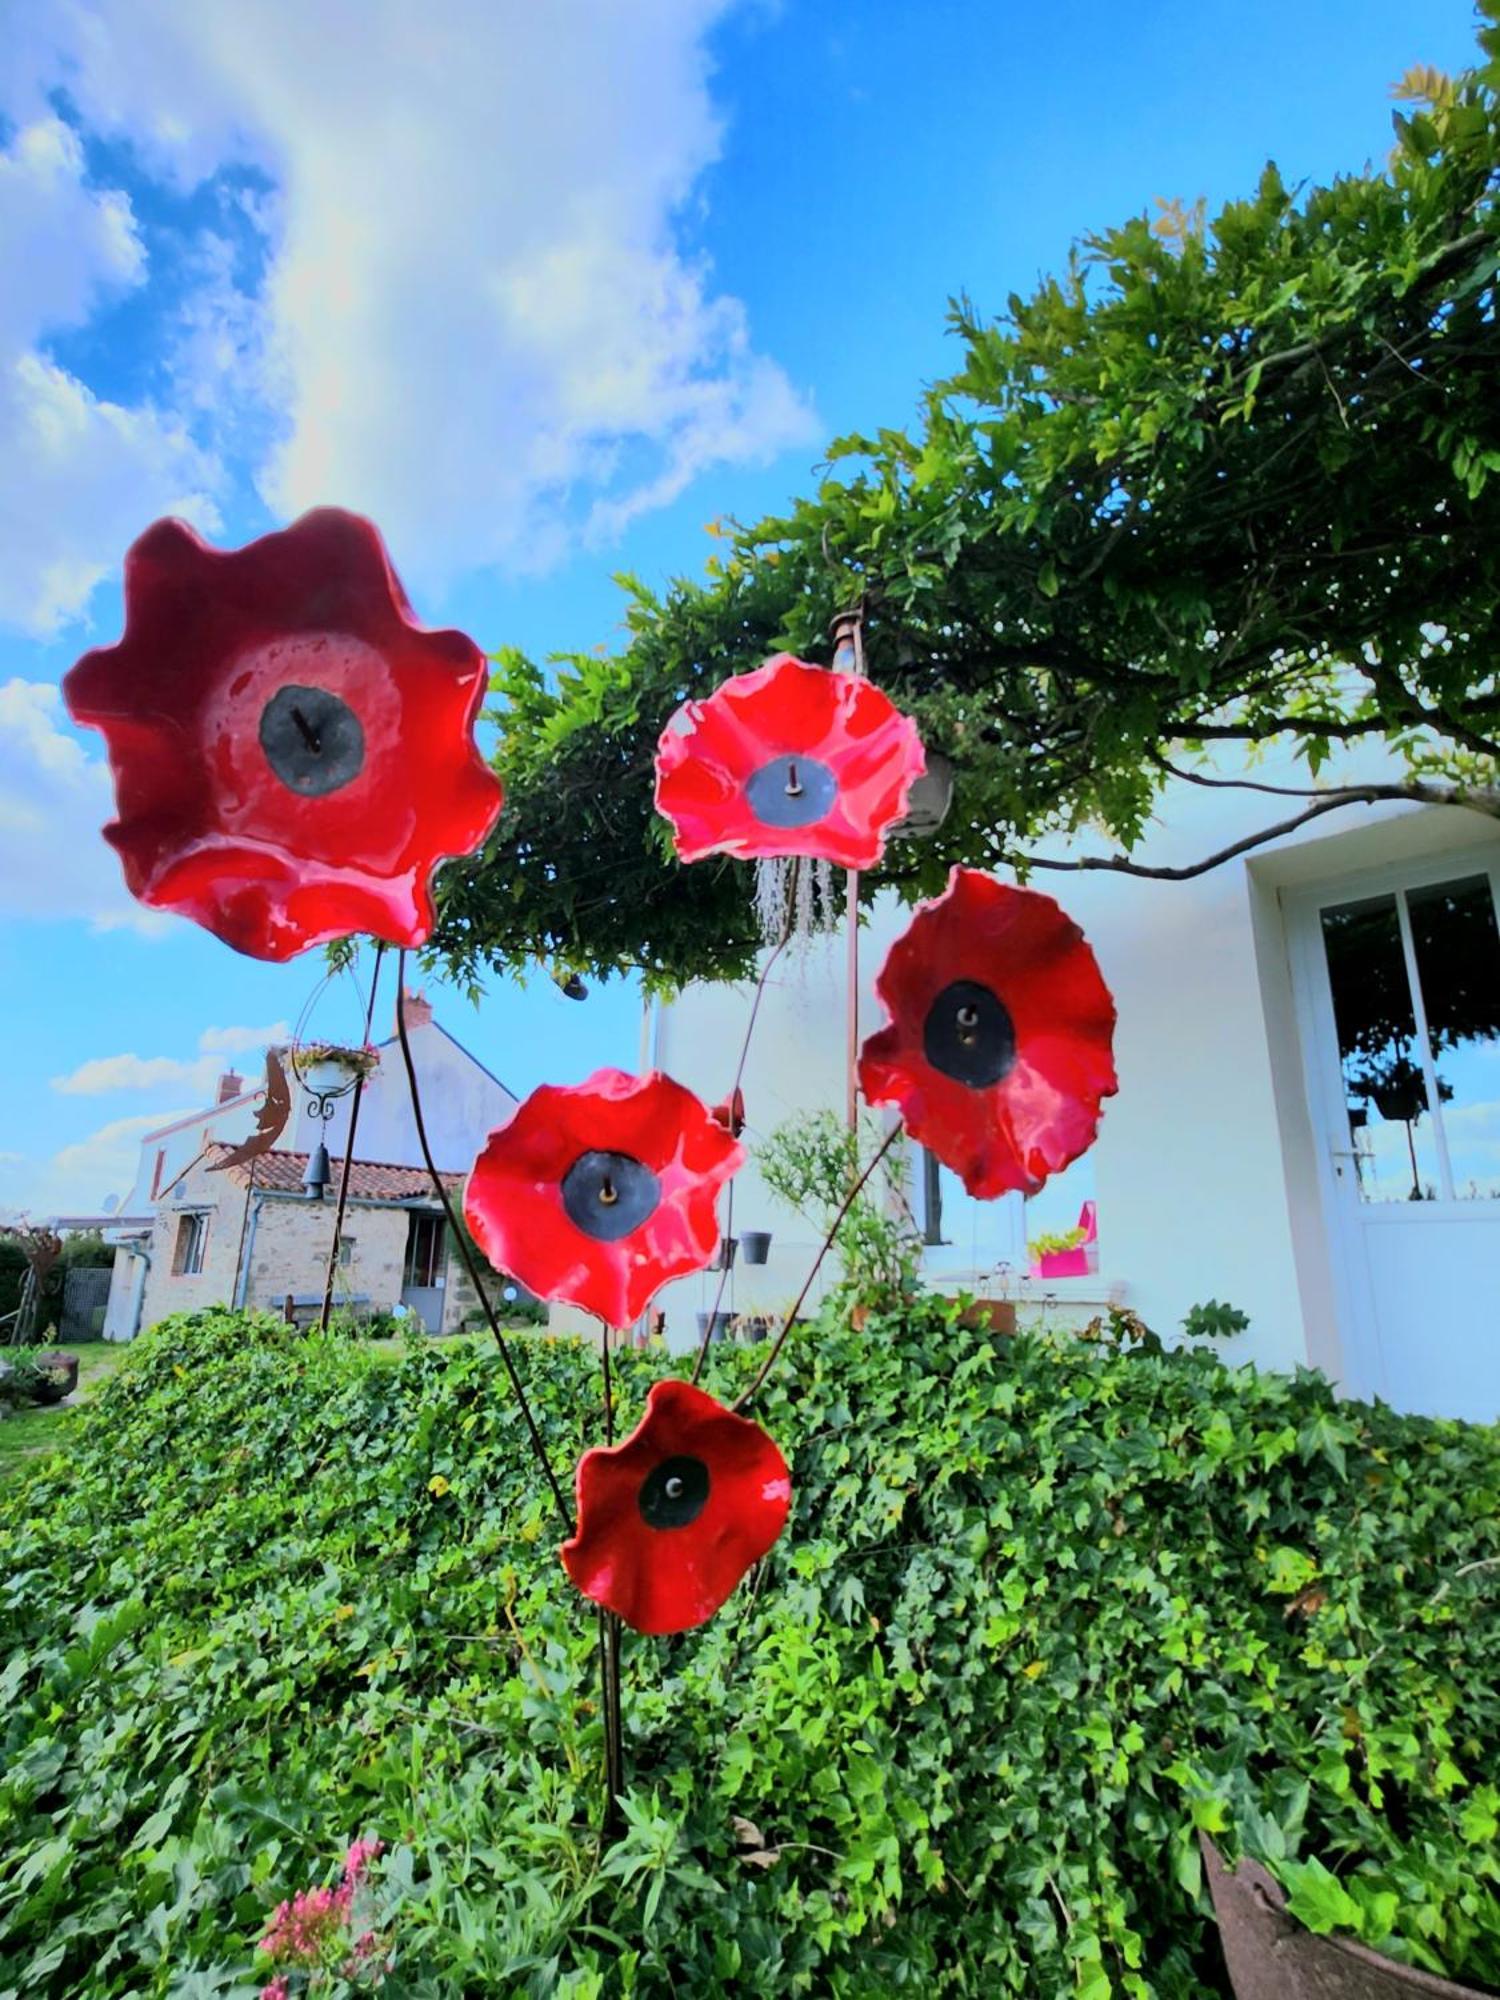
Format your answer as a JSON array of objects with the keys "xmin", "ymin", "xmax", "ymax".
[
  {"xmin": 654, "ymin": 653, "xmax": 926, "ymax": 868},
  {"xmin": 63, "ymin": 508, "xmax": 503, "ymax": 961},
  {"xmin": 463, "ymin": 1069, "xmax": 744, "ymax": 1330},
  {"xmin": 859, "ymin": 867, "xmax": 1117, "ymax": 1198},
  {"xmin": 562, "ymin": 1379, "xmax": 791, "ymax": 1634}
]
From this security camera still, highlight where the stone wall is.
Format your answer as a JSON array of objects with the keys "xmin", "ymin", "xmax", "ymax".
[
  {"xmin": 139, "ymin": 1155, "xmax": 251, "ymax": 1329},
  {"xmin": 244, "ymin": 1195, "xmax": 411, "ymax": 1318}
]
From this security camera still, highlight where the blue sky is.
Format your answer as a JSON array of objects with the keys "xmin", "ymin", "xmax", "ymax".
[{"xmin": 0, "ymin": 0, "xmax": 1482, "ymax": 1214}]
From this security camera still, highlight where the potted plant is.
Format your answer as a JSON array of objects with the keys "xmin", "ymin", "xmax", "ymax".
[
  {"xmin": 290, "ymin": 1041, "xmax": 380, "ymax": 1099},
  {"xmin": 1027, "ymin": 1224, "xmax": 1088, "ymax": 1278},
  {"xmin": 741, "ymin": 1230, "xmax": 772, "ymax": 1265}
]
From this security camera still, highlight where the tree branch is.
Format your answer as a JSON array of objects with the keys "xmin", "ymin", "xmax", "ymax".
[{"xmin": 1014, "ymin": 782, "xmax": 1493, "ymax": 883}]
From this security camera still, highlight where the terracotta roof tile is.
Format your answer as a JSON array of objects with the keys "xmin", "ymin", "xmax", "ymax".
[{"xmin": 204, "ymin": 1144, "xmax": 462, "ymax": 1201}]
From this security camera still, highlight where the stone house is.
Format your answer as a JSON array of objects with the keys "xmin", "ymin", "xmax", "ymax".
[
  {"xmin": 103, "ymin": 988, "xmax": 517, "ymax": 1339},
  {"xmin": 133, "ymin": 1145, "xmax": 478, "ymax": 1334}
]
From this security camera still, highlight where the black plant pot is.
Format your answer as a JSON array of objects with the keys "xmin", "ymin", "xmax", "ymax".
[
  {"xmin": 29, "ymin": 1351, "xmax": 80, "ymax": 1406},
  {"xmin": 741, "ymin": 1231, "xmax": 772, "ymax": 1266},
  {"xmin": 716, "ymin": 1237, "xmax": 738, "ymax": 1270},
  {"xmin": 695, "ymin": 1310, "xmax": 735, "ymax": 1343}
]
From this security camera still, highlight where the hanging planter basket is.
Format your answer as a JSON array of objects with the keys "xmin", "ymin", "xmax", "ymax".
[
  {"xmin": 715, "ymin": 1237, "xmax": 739, "ymax": 1271},
  {"xmin": 291, "ymin": 1042, "xmax": 380, "ymax": 1103},
  {"xmin": 1201, "ymin": 1838, "xmax": 1493, "ymax": 2000},
  {"xmin": 741, "ymin": 1230, "xmax": 772, "ymax": 1265}
]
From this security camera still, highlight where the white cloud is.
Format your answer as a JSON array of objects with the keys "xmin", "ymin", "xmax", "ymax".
[
  {"xmin": 3, "ymin": 0, "xmax": 814, "ymax": 608},
  {"xmin": 51, "ymin": 1020, "xmax": 290, "ymax": 1095},
  {"xmin": 0, "ymin": 1107, "xmax": 197, "ymax": 1220},
  {"xmin": 197, "ymin": 1021, "xmax": 289, "ymax": 1057},
  {"xmin": 0, "ymin": 676, "xmax": 172, "ymax": 929},
  {"xmin": 0, "ymin": 115, "xmax": 221, "ymax": 632}
]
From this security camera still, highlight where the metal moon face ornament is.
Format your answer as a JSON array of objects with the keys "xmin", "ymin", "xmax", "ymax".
[
  {"xmin": 62, "ymin": 508, "xmax": 503, "ymax": 962},
  {"xmin": 462, "ymin": 1068, "xmax": 745, "ymax": 1330},
  {"xmin": 858, "ymin": 867, "xmax": 1118, "ymax": 1198},
  {"xmin": 653, "ymin": 653, "xmax": 926, "ymax": 869},
  {"xmin": 561, "ymin": 1379, "xmax": 792, "ymax": 1634}
]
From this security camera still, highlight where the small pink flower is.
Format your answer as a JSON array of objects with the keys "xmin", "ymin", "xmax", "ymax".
[
  {"xmin": 260, "ymin": 1981, "xmax": 290, "ymax": 2000},
  {"xmin": 343, "ymin": 1837, "xmax": 384, "ymax": 1885}
]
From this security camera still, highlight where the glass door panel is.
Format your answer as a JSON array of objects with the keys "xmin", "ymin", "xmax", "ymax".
[
  {"xmin": 1407, "ymin": 874, "xmax": 1500, "ymax": 1200},
  {"xmin": 1320, "ymin": 893, "xmax": 1443, "ymax": 1203}
]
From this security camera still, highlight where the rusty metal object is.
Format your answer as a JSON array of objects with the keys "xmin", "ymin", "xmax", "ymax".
[
  {"xmin": 1201, "ymin": 1837, "xmax": 1490, "ymax": 2000},
  {"xmin": 209, "ymin": 1050, "xmax": 292, "ymax": 1174}
]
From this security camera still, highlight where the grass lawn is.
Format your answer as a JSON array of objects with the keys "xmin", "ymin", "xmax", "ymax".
[
  {"xmin": 0, "ymin": 1328, "xmax": 515, "ymax": 1483},
  {"xmin": 0, "ymin": 1342, "xmax": 131, "ymax": 1482}
]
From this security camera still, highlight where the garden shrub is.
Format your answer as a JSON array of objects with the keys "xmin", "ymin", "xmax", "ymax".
[{"xmin": 0, "ymin": 1303, "xmax": 1496, "ymax": 1997}]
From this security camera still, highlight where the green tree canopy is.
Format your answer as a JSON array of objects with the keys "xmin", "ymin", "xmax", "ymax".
[{"xmin": 433, "ymin": 20, "xmax": 1500, "ymax": 993}]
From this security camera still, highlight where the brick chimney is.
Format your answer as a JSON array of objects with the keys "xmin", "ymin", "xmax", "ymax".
[
  {"xmin": 216, "ymin": 1069, "xmax": 245, "ymax": 1104},
  {"xmin": 398, "ymin": 986, "xmax": 434, "ymax": 1031}
]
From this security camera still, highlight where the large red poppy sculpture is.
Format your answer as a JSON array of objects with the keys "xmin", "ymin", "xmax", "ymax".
[
  {"xmin": 654, "ymin": 654, "xmax": 925, "ymax": 868},
  {"xmin": 562, "ymin": 1379, "xmax": 791, "ymax": 1634},
  {"xmin": 859, "ymin": 867, "xmax": 1117, "ymax": 1199},
  {"xmin": 63, "ymin": 508, "xmax": 503, "ymax": 962},
  {"xmin": 464, "ymin": 1069, "xmax": 744, "ymax": 1330}
]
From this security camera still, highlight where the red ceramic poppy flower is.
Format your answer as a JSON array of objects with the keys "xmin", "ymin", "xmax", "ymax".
[
  {"xmin": 654, "ymin": 653, "xmax": 925, "ymax": 868},
  {"xmin": 859, "ymin": 867, "xmax": 1117, "ymax": 1199},
  {"xmin": 464, "ymin": 1069, "xmax": 743, "ymax": 1330},
  {"xmin": 562, "ymin": 1379, "xmax": 791, "ymax": 1634},
  {"xmin": 63, "ymin": 508, "xmax": 503, "ymax": 961}
]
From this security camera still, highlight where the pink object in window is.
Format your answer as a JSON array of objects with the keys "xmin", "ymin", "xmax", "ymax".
[{"xmin": 1030, "ymin": 1201, "xmax": 1098, "ymax": 1279}]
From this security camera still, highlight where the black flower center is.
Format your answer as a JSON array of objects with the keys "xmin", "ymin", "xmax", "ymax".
[
  {"xmin": 259, "ymin": 685, "xmax": 366, "ymax": 796},
  {"xmin": 560, "ymin": 1150, "xmax": 660, "ymax": 1242},
  {"xmin": 638, "ymin": 1454, "xmax": 710, "ymax": 1529},
  {"xmin": 744, "ymin": 753, "xmax": 837, "ymax": 829},
  {"xmin": 923, "ymin": 979, "xmax": 1016, "ymax": 1088}
]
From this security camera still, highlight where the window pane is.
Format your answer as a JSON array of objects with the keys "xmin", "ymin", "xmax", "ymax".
[
  {"xmin": 1408, "ymin": 874, "xmax": 1500, "ymax": 1201},
  {"xmin": 1320, "ymin": 894, "xmax": 1442, "ymax": 1203}
]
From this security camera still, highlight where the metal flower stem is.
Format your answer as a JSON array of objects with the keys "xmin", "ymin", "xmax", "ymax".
[
  {"xmin": 830, "ymin": 607, "xmax": 867, "ymax": 1135},
  {"xmin": 688, "ymin": 872, "xmax": 799, "ymax": 1389},
  {"xmin": 392, "ymin": 954, "xmax": 573, "ymax": 1533},
  {"xmin": 733, "ymin": 1124, "xmax": 901, "ymax": 1414},
  {"xmin": 318, "ymin": 943, "xmax": 386, "ymax": 1333},
  {"xmin": 597, "ymin": 1315, "xmax": 625, "ymax": 1825}
]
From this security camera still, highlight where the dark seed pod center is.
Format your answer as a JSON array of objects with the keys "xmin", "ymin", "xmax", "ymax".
[
  {"xmin": 560, "ymin": 1150, "xmax": 660, "ymax": 1242},
  {"xmin": 638, "ymin": 1453, "xmax": 710, "ymax": 1529},
  {"xmin": 923, "ymin": 978, "xmax": 1016, "ymax": 1088},
  {"xmin": 744, "ymin": 753, "xmax": 837, "ymax": 829},
  {"xmin": 259, "ymin": 684, "xmax": 366, "ymax": 796}
]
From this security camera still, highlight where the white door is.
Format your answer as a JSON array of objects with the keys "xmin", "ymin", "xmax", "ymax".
[{"xmin": 1288, "ymin": 849, "xmax": 1500, "ymax": 1421}]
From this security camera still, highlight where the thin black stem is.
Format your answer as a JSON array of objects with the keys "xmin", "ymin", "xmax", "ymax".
[
  {"xmin": 597, "ymin": 1317, "xmax": 624, "ymax": 1823},
  {"xmin": 393, "ymin": 954, "xmax": 572, "ymax": 1532},
  {"xmin": 733, "ymin": 1124, "xmax": 901, "ymax": 1413},
  {"xmin": 690, "ymin": 880, "xmax": 797, "ymax": 1388},
  {"xmin": 319, "ymin": 943, "xmax": 385, "ymax": 1333}
]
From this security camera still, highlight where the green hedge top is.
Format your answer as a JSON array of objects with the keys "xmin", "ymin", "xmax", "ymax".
[{"xmin": 1, "ymin": 1305, "xmax": 1496, "ymax": 1996}]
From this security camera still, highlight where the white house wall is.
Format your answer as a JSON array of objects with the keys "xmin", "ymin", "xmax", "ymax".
[
  {"xmin": 632, "ymin": 733, "xmax": 1500, "ymax": 1382},
  {"xmin": 290, "ymin": 1019, "xmax": 516, "ymax": 1174}
]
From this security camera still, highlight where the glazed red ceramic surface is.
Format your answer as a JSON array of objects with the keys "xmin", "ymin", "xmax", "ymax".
[
  {"xmin": 64, "ymin": 508, "xmax": 502, "ymax": 960},
  {"xmin": 654, "ymin": 653, "xmax": 925, "ymax": 868},
  {"xmin": 562, "ymin": 1379, "xmax": 791, "ymax": 1634},
  {"xmin": 859, "ymin": 867, "xmax": 1117, "ymax": 1198},
  {"xmin": 463, "ymin": 1068, "xmax": 744, "ymax": 1330}
]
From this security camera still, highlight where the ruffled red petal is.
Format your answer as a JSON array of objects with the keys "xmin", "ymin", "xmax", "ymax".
[
  {"xmin": 561, "ymin": 1379, "xmax": 791, "ymax": 1634},
  {"xmin": 63, "ymin": 509, "xmax": 502, "ymax": 961},
  {"xmin": 859, "ymin": 867, "xmax": 1117, "ymax": 1198},
  {"xmin": 463, "ymin": 1069, "xmax": 743, "ymax": 1329},
  {"xmin": 654, "ymin": 654, "xmax": 925, "ymax": 867}
]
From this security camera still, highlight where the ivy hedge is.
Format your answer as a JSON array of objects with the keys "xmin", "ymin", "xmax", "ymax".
[{"xmin": 1, "ymin": 1306, "xmax": 1496, "ymax": 1997}]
